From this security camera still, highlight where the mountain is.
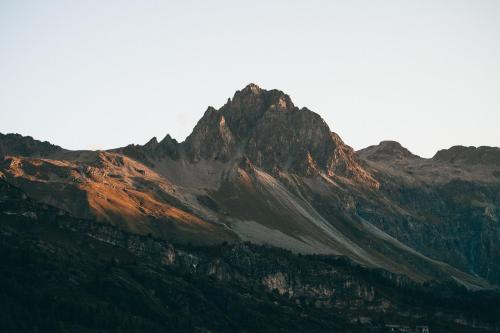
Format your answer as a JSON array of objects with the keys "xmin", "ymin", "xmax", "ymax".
[
  {"xmin": 358, "ymin": 141, "xmax": 500, "ymax": 284},
  {"xmin": 118, "ymin": 83, "xmax": 376, "ymax": 184},
  {"xmin": 1, "ymin": 84, "xmax": 499, "ymax": 291}
]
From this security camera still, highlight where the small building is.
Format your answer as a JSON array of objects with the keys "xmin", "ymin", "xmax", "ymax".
[
  {"xmin": 416, "ymin": 326, "xmax": 430, "ymax": 333},
  {"xmin": 385, "ymin": 324, "xmax": 429, "ymax": 333}
]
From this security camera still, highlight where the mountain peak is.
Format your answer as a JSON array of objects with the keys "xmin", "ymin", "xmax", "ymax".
[
  {"xmin": 241, "ymin": 83, "xmax": 262, "ymax": 94},
  {"xmin": 357, "ymin": 140, "xmax": 419, "ymax": 161},
  {"xmin": 0, "ymin": 132, "xmax": 63, "ymax": 158},
  {"xmin": 112, "ymin": 85, "xmax": 377, "ymax": 185},
  {"xmin": 144, "ymin": 137, "xmax": 158, "ymax": 147},
  {"xmin": 228, "ymin": 84, "xmax": 295, "ymax": 114},
  {"xmin": 180, "ymin": 85, "xmax": 377, "ymax": 185}
]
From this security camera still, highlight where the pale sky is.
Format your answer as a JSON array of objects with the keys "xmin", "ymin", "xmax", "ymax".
[{"xmin": 1, "ymin": 0, "xmax": 499, "ymax": 157}]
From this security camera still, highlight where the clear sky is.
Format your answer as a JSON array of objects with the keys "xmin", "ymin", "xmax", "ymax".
[{"xmin": 1, "ymin": 1, "xmax": 499, "ymax": 157}]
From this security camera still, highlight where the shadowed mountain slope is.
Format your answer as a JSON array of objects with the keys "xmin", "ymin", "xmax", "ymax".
[{"xmin": 2, "ymin": 178, "xmax": 499, "ymax": 332}]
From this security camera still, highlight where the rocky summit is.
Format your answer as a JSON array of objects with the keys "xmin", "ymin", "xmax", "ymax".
[
  {"xmin": 1, "ymin": 84, "xmax": 500, "ymax": 332},
  {"xmin": 121, "ymin": 83, "xmax": 377, "ymax": 184}
]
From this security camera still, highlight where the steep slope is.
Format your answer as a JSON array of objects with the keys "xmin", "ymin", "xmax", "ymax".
[
  {"xmin": 0, "ymin": 84, "xmax": 497, "ymax": 288},
  {"xmin": 0, "ymin": 151, "xmax": 236, "ymax": 244},
  {"xmin": 358, "ymin": 142, "xmax": 500, "ymax": 284}
]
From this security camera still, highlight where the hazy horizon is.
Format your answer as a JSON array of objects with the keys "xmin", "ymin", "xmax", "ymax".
[{"xmin": 1, "ymin": 1, "xmax": 499, "ymax": 157}]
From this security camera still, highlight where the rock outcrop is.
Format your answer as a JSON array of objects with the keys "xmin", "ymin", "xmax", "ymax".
[
  {"xmin": 433, "ymin": 145, "xmax": 500, "ymax": 165},
  {"xmin": 0, "ymin": 133, "xmax": 63, "ymax": 158}
]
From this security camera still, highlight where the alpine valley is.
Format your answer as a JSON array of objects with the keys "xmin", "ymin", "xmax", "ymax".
[{"xmin": 1, "ymin": 84, "xmax": 499, "ymax": 332}]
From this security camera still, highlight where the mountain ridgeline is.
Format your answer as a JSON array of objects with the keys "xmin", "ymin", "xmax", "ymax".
[
  {"xmin": 120, "ymin": 83, "xmax": 376, "ymax": 185},
  {"xmin": 1, "ymin": 84, "xmax": 500, "ymax": 331}
]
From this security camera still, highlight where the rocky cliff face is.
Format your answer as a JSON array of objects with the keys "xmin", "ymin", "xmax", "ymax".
[
  {"xmin": 188, "ymin": 84, "xmax": 377, "ymax": 184},
  {"xmin": 0, "ymin": 84, "xmax": 498, "ymax": 289}
]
